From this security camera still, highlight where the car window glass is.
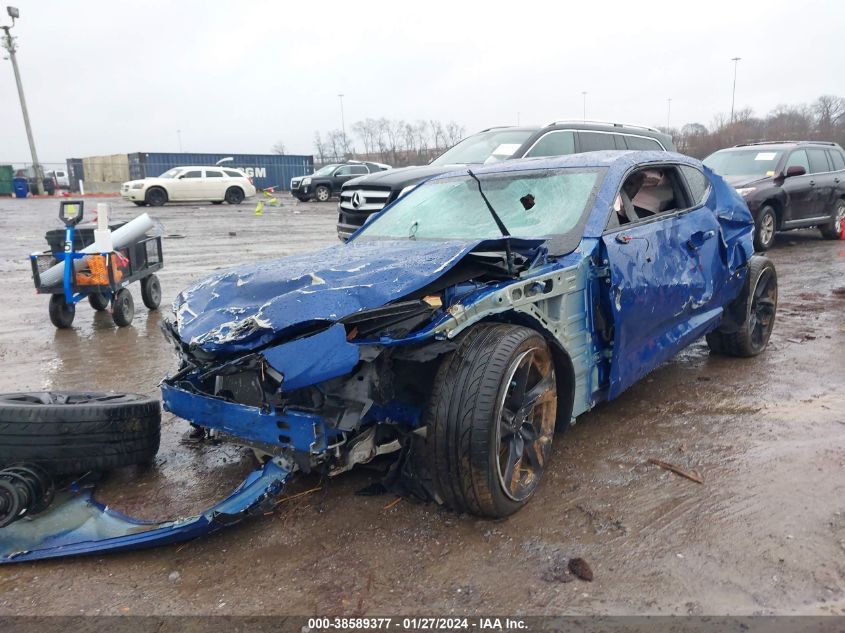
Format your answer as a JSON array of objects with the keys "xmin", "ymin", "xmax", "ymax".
[
  {"xmin": 579, "ymin": 132, "xmax": 616, "ymax": 152},
  {"xmin": 612, "ymin": 135, "xmax": 627, "ymax": 150},
  {"xmin": 224, "ymin": 170, "xmax": 242, "ymax": 177},
  {"xmin": 807, "ymin": 149, "xmax": 830, "ymax": 174},
  {"xmin": 785, "ymin": 150, "xmax": 810, "ymax": 173},
  {"xmin": 205, "ymin": 170, "xmax": 223, "ymax": 178},
  {"xmin": 830, "ymin": 150, "xmax": 845, "ymax": 171},
  {"xmin": 524, "ymin": 131, "xmax": 576, "ymax": 158},
  {"xmin": 182, "ymin": 170, "xmax": 202, "ymax": 178},
  {"xmin": 680, "ymin": 166, "xmax": 709, "ymax": 205},
  {"xmin": 335, "ymin": 166, "xmax": 355, "ymax": 175},
  {"xmin": 608, "ymin": 167, "xmax": 681, "ymax": 229},
  {"xmin": 625, "ymin": 136, "xmax": 663, "ymax": 151},
  {"xmin": 350, "ymin": 165, "xmax": 368, "ymax": 175}
]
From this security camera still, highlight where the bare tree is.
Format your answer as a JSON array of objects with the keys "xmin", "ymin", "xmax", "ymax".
[
  {"xmin": 813, "ymin": 95, "xmax": 845, "ymax": 137},
  {"xmin": 271, "ymin": 140, "xmax": 287, "ymax": 155},
  {"xmin": 444, "ymin": 121, "xmax": 465, "ymax": 146},
  {"xmin": 313, "ymin": 132, "xmax": 327, "ymax": 165}
]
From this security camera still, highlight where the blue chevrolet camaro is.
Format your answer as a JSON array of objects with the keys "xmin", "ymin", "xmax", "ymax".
[{"xmin": 2, "ymin": 151, "xmax": 777, "ymax": 562}]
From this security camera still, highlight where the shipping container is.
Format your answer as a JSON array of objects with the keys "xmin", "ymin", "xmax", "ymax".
[
  {"xmin": 127, "ymin": 152, "xmax": 313, "ymax": 191},
  {"xmin": 0, "ymin": 165, "xmax": 13, "ymax": 196}
]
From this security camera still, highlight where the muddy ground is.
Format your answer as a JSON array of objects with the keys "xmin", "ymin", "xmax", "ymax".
[{"xmin": 0, "ymin": 195, "xmax": 842, "ymax": 616}]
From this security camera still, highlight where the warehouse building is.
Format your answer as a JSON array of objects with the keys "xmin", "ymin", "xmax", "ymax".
[{"xmin": 66, "ymin": 152, "xmax": 314, "ymax": 193}]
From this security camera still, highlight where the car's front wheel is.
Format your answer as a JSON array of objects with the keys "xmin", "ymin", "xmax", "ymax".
[
  {"xmin": 315, "ymin": 185, "xmax": 331, "ymax": 202},
  {"xmin": 706, "ymin": 255, "xmax": 777, "ymax": 357},
  {"xmin": 145, "ymin": 187, "xmax": 168, "ymax": 207},
  {"xmin": 819, "ymin": 198, "xmax": 845, "ymax": 240},
  {"xmin": 754, "ymin": 205, "xmax": 777, "ymax": 251},
  {"xmin": 424, "ymin": 324, "xmax": 557, "ymax": 518},
  {"xmin": 225, "ymin": 187, "xmax": 245, "ymax": 204}
]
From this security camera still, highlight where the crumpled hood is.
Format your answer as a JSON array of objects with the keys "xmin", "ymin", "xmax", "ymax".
[{"xmin": 173, "ymin": 239, "xmax": 488, "ymax": 354}]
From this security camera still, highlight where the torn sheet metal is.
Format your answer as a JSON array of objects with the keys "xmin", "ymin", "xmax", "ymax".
[
  {"xmin": 263, "ymin": 323, "xmax": 360, "ymax": 392},
  {"xmin": 0, "ymin": 459, "xmax": 291, "ymax": 564},
  {"xmin": 173, "ymin": 239, "xmax": 482, "ymax": 354}
]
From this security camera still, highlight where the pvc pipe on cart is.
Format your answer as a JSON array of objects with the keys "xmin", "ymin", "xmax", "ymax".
[{"xmin": 38, "ymin": 213, "xmax": 154, "ymax": 287}]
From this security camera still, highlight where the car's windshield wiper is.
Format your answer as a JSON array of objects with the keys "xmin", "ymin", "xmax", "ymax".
[
  {"xmin": 467, "ymin": 169, "xmax": 511, "ymax": 237},
  {"xmin": 466, "ymin": 169, "xmax": 514, "ymax": 275}
]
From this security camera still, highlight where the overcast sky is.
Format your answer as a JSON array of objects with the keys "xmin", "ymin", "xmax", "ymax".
[{"xmin": 1, "ymin": 0, "xmax": 843, "ymax": 167}]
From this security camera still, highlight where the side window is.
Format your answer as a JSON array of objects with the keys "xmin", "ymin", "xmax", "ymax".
[
  {"xmin": 785, "ymin": 150, "xmax": 810, "ymax": 173},
  {"xmin": 205, "ymin": 170, "xmax": 223, "ymax": 178},
  {"xmin": 612, "ymin": 135, "xmax": 627, "ymax": 150},
  {"xmin": 350, "ymin": 165, "xmax": 369, "ymax": 175},
  {"xmin": 829, "ymin": 150, "xmax": 845, "ymax": 172},
  {"xmin": 578, "ymin": 132, "xmax": 616, "ymax": 152},
  {"xmin": 524, "ymin": 131, "xmax": 576, "ymax": 158},
  {"xmin": 624, "ymin": 136, "xmax": 663, "ymax": 151},
  {"xmin": 334, "ymin": 166, "xmax": 354, "ymax": 176},
  {"xmin": 606, "ymin": 166, "xmax": 682, "ymax": 230},
  {"xmin": 182, "ymin": 170, "xmax": 202, "ymax": 179},
  {"xmin": 807, "ymin": 149, "xmax": 831, "ymax": 174},
  {"xmin": 224, "ymin": 170, "xmax": 242, "ymax": 178},
  {"xmin": 680, "ymin": 166, "xmax": 709, "ymax": 206}
]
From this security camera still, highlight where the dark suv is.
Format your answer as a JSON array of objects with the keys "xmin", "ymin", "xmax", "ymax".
[
  {"xmin": 290, "ymin": 160, "xmax": 391, "ymax": 202},
  {"xmin": 704, "ymin": 141, "xmax": 845, "ymax": 250},
  {"xmin": 336, "ymin": 121, "xmax": 675, "ymax": 240}
]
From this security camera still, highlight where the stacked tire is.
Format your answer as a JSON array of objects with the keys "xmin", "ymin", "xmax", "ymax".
[{"xmin": 0, "ymin": 392, "xmax": 160, "ymax": 475}]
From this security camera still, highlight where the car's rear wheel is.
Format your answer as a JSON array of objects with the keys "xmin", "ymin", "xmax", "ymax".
[
  {"xmin": 819, "ymin": 199, "xmax": 845, "ymax": 240},
  {"xmin": 754, "ymin": 205, "xmax": 777, "ymax": 251},
  {"xmin": 225, "ymin": 187, "xmax": 245, "ymax": 204},
  {"xmin": 145, "ymin": 187, "xmax": 168, "ymax": 207},
  {"xmin": 315, "ymin": 185, "xmax": 331, "ymax": 202},
  {"xmin": 424, "ymin": 324, "xmax": 557, "ymax": 518},
  {"xmin": 706, "ymin": 255, "xmax": 777, "ymax": 357}
]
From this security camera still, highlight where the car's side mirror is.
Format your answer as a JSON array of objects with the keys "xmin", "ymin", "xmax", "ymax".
[{"xmin": 784, "ymin": 165, "xmax": 806, "ymax": 178}]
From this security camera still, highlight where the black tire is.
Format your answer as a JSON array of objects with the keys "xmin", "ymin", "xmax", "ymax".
[
  {"xmin": 753, "ymin": 205, "xmax": 777, "ymax": 251},
  {"xmin": 132, "ymin": 201, "xmax": 146, "ymax": 207},
  {"xmin": 819, "ymin": 198, "xmax": 845, "ymax": 240},
  {"xmin": 111, "ymin": 288, "xmax": 134, "ymax": 327},
  {"xmin": 212, "ymin": 201, "xmax": 223, "ymax": 205},
  {"xmin": 48, "ymin": 295, "xmax": 75, "ymax": 328},
  {"xmin": 140, "ymin": 274, "xmax": 161, "ymax": 310},
  {"xmin": 88, "ymin": 292, "xmax": 110, "ymax": 311},
  {"xmin": 706, "ymin": 256, "xmax": 777, "ymax": 357},
  {"xmin": 225, "ymin": 187, "xmax": 245, "ymax": 205},
  {"xmin": 145, "ymin": 187, "xmax": 168, "ymax": 207},
  {"xmin": 315, "ymin": 185, "xmax": 331, "ymax": 202},
  {"xmin": 424, "ymin": 324, "xmax": 557, "ymax": 518},
  {"xmin": 295, "ymin": 195, "xmax": 309, "ymax": 202},
  {"xmin": 0, "ymin": 392, "xmax": 160, "ymax": 475}
]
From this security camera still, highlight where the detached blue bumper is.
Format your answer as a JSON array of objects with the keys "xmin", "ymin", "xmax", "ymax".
[{"xmin": 161, "ymin": 382, "xmax": 335, "ymax": 453}]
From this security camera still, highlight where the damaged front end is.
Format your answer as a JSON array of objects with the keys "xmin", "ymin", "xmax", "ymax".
[{"xmin": 160, "ymin": 238, "xmax": 544, "ymax": 480}]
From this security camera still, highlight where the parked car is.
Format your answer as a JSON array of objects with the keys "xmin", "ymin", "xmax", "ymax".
[
  {"xmin": 290, "ymin": 160, "xmax": 391, "ymax": 202},
  {"xmin": 46, "ymin": 169, "xmax": 70, "ymax": 189},
  {"xmin": 336, "ymin": 120, "xmax": 676, "ymax": 240},
  {"xmin": 121, "ymin": 167, "xmax": 257, "ymax": 206},
  {"xmin": 704, "ymin": 141, "xmax": 845, "ymax": 250},
  {"xmin": 160, "ymin": 150, "xmax": 774, "ymax": 523}
]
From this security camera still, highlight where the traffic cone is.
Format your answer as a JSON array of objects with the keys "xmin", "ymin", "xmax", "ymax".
[{"xmin": 255, "ymin": 200, "xmax": 263, "ymax": 216}]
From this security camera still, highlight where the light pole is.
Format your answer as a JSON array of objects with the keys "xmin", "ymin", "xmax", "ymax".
[
  {"xmin": 667, "ymin": 98, "xmax": 672, "ymax": 130},
  {"xmin": 581, "ymin": 91, "xmax": 587, "ymax": 122},
  {"xmin": 337, "ymin": 93, "xmax": 347, "ymax": 158},
  {"xmin": 730, "ymin": 57, "xmax": 741, "ymax": 123},
  {"xmin": 2, "ymin": 6, "xmax": 44, "ymax": 194}
]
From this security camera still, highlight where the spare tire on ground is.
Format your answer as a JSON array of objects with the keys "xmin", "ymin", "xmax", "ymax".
[{"xmin": 0, "ymin": 392, "xmax": 160, "ymax": 475}]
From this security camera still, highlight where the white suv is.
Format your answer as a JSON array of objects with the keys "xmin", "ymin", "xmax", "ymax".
[{"xmin": 121, "ymin": 166, "xmax": 257, "ymax": 206}]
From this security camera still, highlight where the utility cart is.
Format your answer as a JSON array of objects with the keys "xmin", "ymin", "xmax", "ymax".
[{"xmin": 30, "ymin": 201, "xmax": 164, "ymax": 328}]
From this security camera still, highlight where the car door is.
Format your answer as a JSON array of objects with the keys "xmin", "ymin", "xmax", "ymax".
[
  {"xmin": 780, "ymin": 150, "xmax": 817, "ymax": 222},
  {"xmin": 169, "ymin": 169, "xmax": 204, "ymax": 200},
  {"xmin": 806, "ymin": 149, "xmax": 835, "ymax": 217},
  {"xmin": 600, "ymin": 164, "xmax": 728, "ymax": 399},
  {"xmin": 332, "ymin": 165, "xmax": 368, "ymax": 193},
  {"xmin": 203, "ymin": 169, "xmax": 227, "ymax": 199}
]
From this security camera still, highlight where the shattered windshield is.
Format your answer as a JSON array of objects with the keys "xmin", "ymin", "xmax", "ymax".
[
  {"xmin": 355, "ymin": 168, "xmax": 601, "ymax": 243},
  {"xmin": 704, "ymin": 149, "xmax": 784, "ymax": 178},
  {"xmin": 430, "ymin": 129, "xmax": 534, "ymax": 166}
]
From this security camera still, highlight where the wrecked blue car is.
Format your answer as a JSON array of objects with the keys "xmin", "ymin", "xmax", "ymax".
[
  {"xmin": 162, "ymin": 150, "xmax": 776, "ymax": 513},
  {"xmin": 1, "ymin": 151, "xmax": 777, "ymax": 562}
]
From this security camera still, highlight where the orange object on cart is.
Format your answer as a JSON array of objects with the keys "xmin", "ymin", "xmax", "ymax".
[{"xmin": 75, "ymin": 254, "xmax": 125, "ymax": 286}]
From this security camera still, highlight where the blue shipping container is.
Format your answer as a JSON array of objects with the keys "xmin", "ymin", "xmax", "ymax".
[{"xmin": 127, "ymin": 152, "xmax": 313, "ymax": 191}]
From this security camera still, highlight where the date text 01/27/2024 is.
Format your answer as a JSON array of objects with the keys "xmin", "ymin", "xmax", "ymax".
[{"xmin": 306, "ymin": 617, "xmax": 527, "ymax": 630}]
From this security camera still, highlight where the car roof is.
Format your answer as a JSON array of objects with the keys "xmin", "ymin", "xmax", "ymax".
[
  {"xmin": 430, "ymin": 150, "xmax": 700, "ymax": 181},
  {"xmin": 729, "ymin": 141, "xmax": 841, "ymax": 150},
  {"xmin": 171, "ymin": 166, "xmax": 245, "ymax": 171}
]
